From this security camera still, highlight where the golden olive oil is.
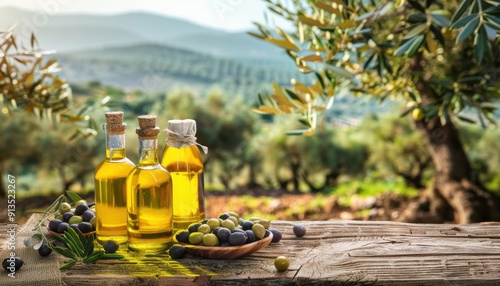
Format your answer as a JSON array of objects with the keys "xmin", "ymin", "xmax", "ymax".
[
  {"xmin": 94, "ymin": 112, "xmax": 134, "ymax": 245},
  {"xmin": 95, "ymin": 149, "xmax": 134, "ymax": 244},
  {"xmin": 161, "ymin": 145, "xmax": 205, "ymax": 230},
  {"xmin": 127, "ymin": 115, "xmax": 173, "ymax": 253}
]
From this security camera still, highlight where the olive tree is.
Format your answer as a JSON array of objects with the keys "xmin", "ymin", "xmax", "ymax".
[
  {"xmin": 0, "ymin": 30, "xmax": 95, "ymax": 197},
  {"xmin": 362, "ymin": 114, "xmax": 431, "ymax": 189},
  {"xmin": 154, "ymin": 89, "xmax": 260, "ymax": 190},
  {"xmin": 251, "ymin": 0, "xmax": 500, "ymax": 223}
]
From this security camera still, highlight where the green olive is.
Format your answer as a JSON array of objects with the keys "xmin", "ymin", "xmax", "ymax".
[
  {"xmin": 227, "ymin": 211, "xmax": 240, "ymax": 221},
  {"xmin": 257, "ymin": 219, "xmax": 271, "ymax": 229},
  {"xmin": 89, "ymin": 217, "xmax": 96, "ymax": 229},
  {"xmin": 226, "ymin": 216, "xmax": 239, "ymax": 227},
  {"xmin": 252, "ymin": 223, "xmax": 266, "ymax": 239},
  {"xmin": 220, "ymin": 219, "xmax": 236, "ymax": 231},
  {"xmin": 206, "ymin": 218, "xmax": 220, "ymax": 230},
  {"xmin": 188, "ymin": 232, "xmax": 204, "ymax": 245},
  {"xmin": 75, "ymin": 200, "xmax": 88, "ymax": 207},
  {"xmin": 202, "ymin": 233, "xmax": 219, "ymax": 246},
  {"xmin": 197, "ymin": 224, "xmax": 211, "ymax": 235},
  {"xmin": 68, "ymin": 215, "xmax": 83, "ymax": 224},
  {"xmin": 274, "ymin": 256, "xmax": 290, "ymax": 271},
  {"xmin": 59, "ymin": 202, "xmax": 71, "ymax": 214}
]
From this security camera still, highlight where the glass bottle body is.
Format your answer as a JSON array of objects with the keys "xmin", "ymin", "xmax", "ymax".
[
  {"xmin": 161, "ymin": 144, "xmax": 205, "ymax": 230},
  {"xmin": 94, "ymin": 134, "xmax": 135, "ymax": 245},
  {"xmin": 127, "ymin": 139, "xmax": 173, "ymax": 252}
]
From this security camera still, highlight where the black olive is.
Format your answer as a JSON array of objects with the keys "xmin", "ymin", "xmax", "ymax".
[
  {"xmin": 216, "ymin": 227, "xmax": 231, "ymax": 242},
  {"xmin": 169, "ymin": 245, "xmax": 186, "ymax": 259},
  {"xmin": 187, "ymin": 223, "xmax": 202, "ymax": 233},
  {"xmin": 228, "ymin": 232, "xmax": 247, "ymax": 246},
  {"xmin": 57, "ymin": 222, "xmax": 69, "ymax": 233},
  {"xmin": 2, "ymin": 257, "xmax": 24, "ymax": 272},
  {"xmin": 81, "ymin": 210, "xmax": 95, "ymax": 222},
  {"xmin": 175, "ymin": 231, "xmax": 190, "ymax": 244},
  {"xmin": 48, "ymin": 219, "xmax": 62, "ymax": 232},
  {"xmin": 74, "ymin": 204, "xmax": 89, "ymax": 216},
  {"xmin": 245, "ymin": 230, "xmax": 256, "ymax": 243},
  {"xmin": 293, "ymin": 224, "xmax": 306, "ymax": 237},
  {"xmin": 38, "ymin": 245, "xmax": 53, "ymax": 257},
  {"xmin": 77, "ymin": 222, "xmax": 93, "ymax": 233},
  {"xmin": 218, "ymin": 213, "xmax": 230, "ymax": 220},
  {"xmin": 62, "ymin": 212, "xmax": 74, "ymax": 223},
  {"xmin": 103, "ymin": 240, "xmax": 119, "ymax": 253},
  {"xmin": 270, "ymin": 228, "xmax": 282, "ymax": 242},
  {"xmin": 242, "ymin": 221, "xmax": 254, "ymax": 231}
]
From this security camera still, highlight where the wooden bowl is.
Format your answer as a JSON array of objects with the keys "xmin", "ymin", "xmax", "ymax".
[
  {"xmin": 47, "ymin": 227, "xmax": 96, "ymax": 237},
  {"xmin": 174, "ymin": 232, "xmax": 273, "ymax": 259}
]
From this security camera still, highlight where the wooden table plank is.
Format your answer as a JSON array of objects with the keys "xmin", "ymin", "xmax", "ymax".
[{"xmin": 2, "ymin": 219, "xmax": 500, "ymax": 285}]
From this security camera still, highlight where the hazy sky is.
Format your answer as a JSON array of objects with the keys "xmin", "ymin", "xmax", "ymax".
[{"xmin": 0, "ymin": 0, "xmax": 289, "ymax": 32}]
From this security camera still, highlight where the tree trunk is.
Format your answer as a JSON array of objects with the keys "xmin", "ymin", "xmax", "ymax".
[
  {"xmin": 290, "ymin": 160, "xmax": 300, "ymax": 192},
  {"xmin": 0, "ymin": 158, "xmax": 7, "ymax": 198},
  {"xmin": 301, "ymin": 170, "xmax": 322, "ymax": 193},
  {"xmin": 302, "ymin": 168, "xmax": 342, "ymax": 193},
  {"xmin": 218, "ymin": 173, "xmax": 231, "ymax": 190},
  {"xmin": 246, "ymin": 159, "xmax": 260, "ymax": 188},
  {"xmin": 410, "ymin": 53, "xmax": 498, "ymax": 224},
  {"xmin": 414, "ymin": 117, "xmax": 497, "ymax": 223},
  {"xmin": 0, "ymin": 165, "xmax": 5, "ymax": 198},
  {"xmin": 395, "ymin": 170, "xmax": 425, "ymax": 189}
]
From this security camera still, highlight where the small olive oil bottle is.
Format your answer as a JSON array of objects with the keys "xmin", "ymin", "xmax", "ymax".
[
  {"xmin": 127, "ymin": 115, "xmax": 173, "ymax": 252},
  {"xmin": 94, "ymin": 112, "xmax": 135, "ymax": 245},
  {"xmin": 161, "ymin": 119, "xmax": 207, "ymax": 230}
]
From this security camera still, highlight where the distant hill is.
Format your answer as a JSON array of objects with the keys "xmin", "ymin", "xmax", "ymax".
[
  {"xmin": 166, "ymin": 32, "xmax": 286, "ymax": 61},
  {"xmin": 0, "ymin": 6, "xmax": 392, "ymax": 117},
  {"xmin": 0, "ymin": 6, "xmax": 287, "ymax": 62},
  {"xmin": 56, "ymin": 43, "xmax": 307, "ymax": 98}
]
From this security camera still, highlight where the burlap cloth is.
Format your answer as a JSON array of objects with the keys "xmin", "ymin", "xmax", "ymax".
[{"xmin": 0, "ymin": 214, "xmax": 64, "ymax": 285}]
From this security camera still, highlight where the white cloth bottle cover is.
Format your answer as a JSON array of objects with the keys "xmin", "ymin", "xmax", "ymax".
[{"xmin": 165, "ymin": 119, "xmax": 208, "ymax": 154}]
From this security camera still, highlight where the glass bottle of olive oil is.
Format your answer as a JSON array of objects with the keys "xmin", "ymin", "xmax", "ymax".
[
  {"xmin": 127, "ymin": 115, "xmax": 173, "ymax": 252},
  {"xmin": 161, "ymin": 119, "xmax": 207, "ymax": 230},
  {"xmin": 94, "ymin": 111, "xmax": 135, "ymax": 245}
]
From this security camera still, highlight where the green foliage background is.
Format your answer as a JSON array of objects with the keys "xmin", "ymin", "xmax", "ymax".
[
  {"xmin": 1, "ymin": 1, "xmax": 499, "ymax": 222},
  {"xmin": 4, "ymin": 82, "xmax": 500, "ymax": 200}
]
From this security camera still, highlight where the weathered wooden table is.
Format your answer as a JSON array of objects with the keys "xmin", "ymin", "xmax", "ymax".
[{"xmin": 1, "ymin": 217, "xmax": 500, "ymax": 285}]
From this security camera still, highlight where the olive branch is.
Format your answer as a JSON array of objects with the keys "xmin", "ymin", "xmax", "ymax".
[
  {"xmin": 53, "ymin": 226, "xmax": 123, "ymax": 270},
  {"xmin": 25, "ymin": 191, "xmax": 123, "ymax": 270}
]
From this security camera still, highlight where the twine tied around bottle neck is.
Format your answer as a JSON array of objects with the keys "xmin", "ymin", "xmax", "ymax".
[{"xmin": 165, "ymin": 127, "xmax": 208, "ymax": 154}]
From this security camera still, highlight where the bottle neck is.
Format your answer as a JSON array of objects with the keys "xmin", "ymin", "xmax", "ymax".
[
  {"xmin": 138, "ymin": 138, "xmax": 159, "ymax": 165},
  {"xmin": 105, "ymin": 133, "xmax": 126, "ymax": 160}
]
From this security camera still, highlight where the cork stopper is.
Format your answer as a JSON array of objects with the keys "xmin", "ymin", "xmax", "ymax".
[
  {"xmin": 105, "ymin": 111, "xmax": 126, "ymax": 134},
  {"xmin": 136, "ymin": 115, "xmax": 160, "ymax": 139}
]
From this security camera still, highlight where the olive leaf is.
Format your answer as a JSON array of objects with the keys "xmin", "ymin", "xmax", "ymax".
[
  {"xmin": 66, "ymin": 191, "xmax": 83, "ymax": 203},
  {"xmin": 53, "ymin": 227, "xmax": 123, "ymax": 270},
  {"xmin": 33, "ymin": 240, "xmax": 44, "ymax": 250},
  {"xmin": 26, "ymin": 193, "xmax": 123, "ymax": 271},
  {"xmin": 24, "ymin": 233, "xmax": 42, "ymax": 247},
  {"xmin": 27, "ymin": 194, "xmax": 71, "ymax": 251}
]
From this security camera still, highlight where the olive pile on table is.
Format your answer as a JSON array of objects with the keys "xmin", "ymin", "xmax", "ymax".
[
  {"xmin": 169, "ymin": 212, "xmax": 283, "ymax": 259},
  {"xmin": 48, "ymin": 200, "xmax": 96, "ymax": 235}
]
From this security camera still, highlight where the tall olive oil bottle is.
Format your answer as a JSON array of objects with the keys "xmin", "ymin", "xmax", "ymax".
[
  {"xmin": 127, "ymin": 115, "xmax": 173, "ymax": 252},
  {"xmin": 94, "ymin": 112, "xmax": 135, "ymax": 245},
  {"xmin": 161, "ymin": 119, "xmax": 207, "ymax": 230}
]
